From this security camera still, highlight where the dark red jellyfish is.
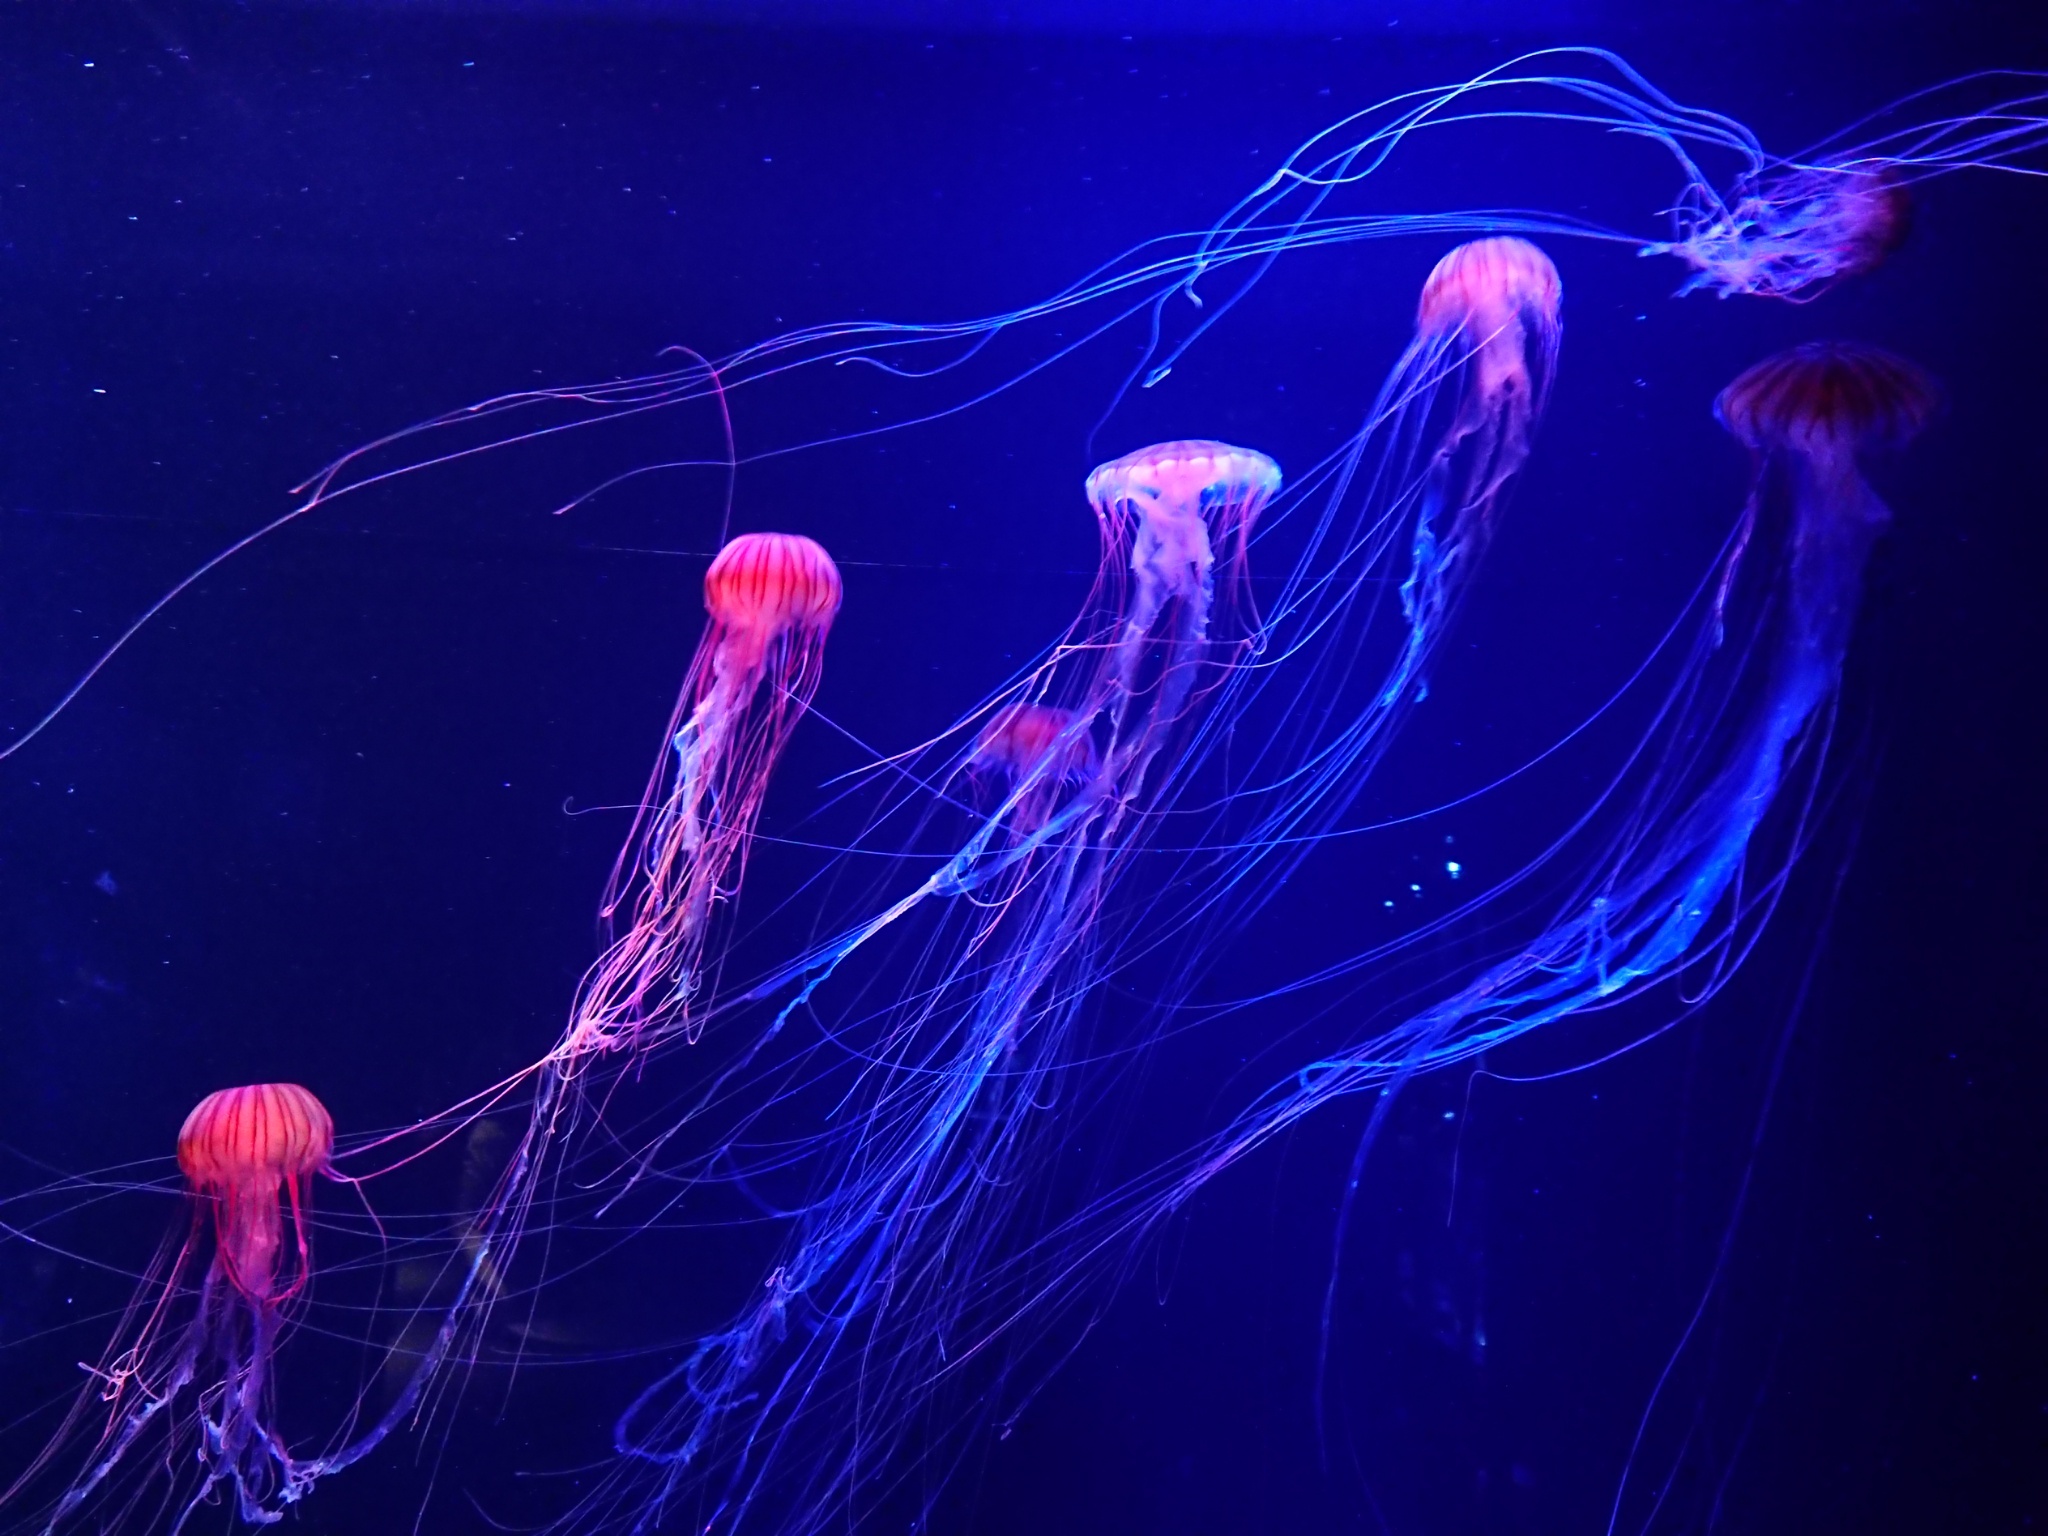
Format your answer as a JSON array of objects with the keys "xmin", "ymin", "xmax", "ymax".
[
  {"xmin": 569, "ymin": 530, "xmax": 843, "ymax": 1055},
  {"xmin": 1712, "ymin": 339, "xmax": 1938, "ymax": 634},
  {"xmin": 1715, "ymin": 336, "xmax": 1937, "ymax": 459}
]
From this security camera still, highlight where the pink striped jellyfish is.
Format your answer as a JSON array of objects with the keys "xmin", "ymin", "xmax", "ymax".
[
  {"xmin": 571, "ymin": 531, "xmax": 842, "ymax": 1055},
  {"xmin": 1415, "ymin": 235, "xmax": 1563, "ymax": 520},
  {"xmin": 17, "ymin": 1085, "xmax": 337, "ymax": 1529}
]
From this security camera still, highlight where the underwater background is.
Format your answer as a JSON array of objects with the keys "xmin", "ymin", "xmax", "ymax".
[{"xmin": 2, "ymin": 2, "xmax": 2044, "ymax": 1533}]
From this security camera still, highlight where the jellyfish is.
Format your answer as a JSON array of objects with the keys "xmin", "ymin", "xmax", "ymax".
[
  {"xmin": 1087, "ymin": 440, "xmax": 1278, "ymax": 792},
  {"xmin": 966, "ymin": 702, "xmax": 1100, "ymax": 834},
  {"xmin": 1, "ymin": 1076, "xmax": 524, "ymax": 1531},
  {"xmin": 175, "ymin": 1084, "xmax": 333, "ymax": 1313},
  {"xmin": 1417, "ymin": 238, "xmax": 1561, "ymax": 504},
  {"xmin": 1383, "ymin": 236, "xmax": 1561, "ymax": 709},
  {"xmin": 1650, "ymin": 167, "xmax": 1911, "ymax": 301},
  {"xmin": 567, "ymin": 531, "xmax": 842, "ymax": 1056},
  {"xmin": 335, "ymin": 532, "xmax": 844, "ymax": 1465},
  {"xmin": 13, "ymin": 1085, "xmax": 335, "ymax": 1530},
  {"xmin": 350, "ymin": 533, "xmax": 851, "ymax": 1490}
]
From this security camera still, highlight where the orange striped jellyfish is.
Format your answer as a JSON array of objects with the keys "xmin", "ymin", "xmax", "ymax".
[
  {"xmin": 19, "ymin": 1085, "xmax": 338, "ymax": 1529},
  {"xmin": 571, "ymin": 531, "xmax": 843, "ymax": 1053}
]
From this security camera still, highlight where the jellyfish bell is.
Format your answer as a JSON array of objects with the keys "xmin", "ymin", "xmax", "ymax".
[
  {"xmin": 1715, "ymin": 339, "xmax": 1939, "ymax": 462},
  {"xmin": 1084, "ymin": 439, "xmax": 1281, "ymax": 593},
  {"xmin": 178, "ymin": 1082, "xmax": 335, "ymax": 1303},
  {"xmin": 1083, "ymin": 438, "xmax": 1282, "ymax": 531},
  {"xmin": 1417, "ymin": 236, "xmax": 1564, "ymax": 349},
  {"xmin": 966, "ymin": 702, "xmax": 1102, "ymax": 832},
  {"xmin": 701, "ymin": 530, "xmax": 844, "ymax": 680}
]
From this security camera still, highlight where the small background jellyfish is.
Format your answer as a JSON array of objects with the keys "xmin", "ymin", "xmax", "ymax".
[
  {"xmin": 965, "ymin": 702, "xmax": 1100, "ymax": 832},
  {"xmin": 1088, "ymin": 439, "xmax": 1275, "ymax": 785}
]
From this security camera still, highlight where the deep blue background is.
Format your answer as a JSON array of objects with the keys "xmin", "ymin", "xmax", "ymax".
[{"xmin": 1, "ymin": 3, "xmax": 2043, "ymax": 1533}]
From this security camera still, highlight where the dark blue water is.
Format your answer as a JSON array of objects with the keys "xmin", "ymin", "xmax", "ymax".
[{"xmin": 2, "ymin": 5, "xmax": 2043, "ymax": 1533}]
